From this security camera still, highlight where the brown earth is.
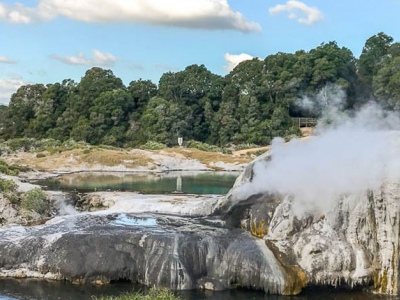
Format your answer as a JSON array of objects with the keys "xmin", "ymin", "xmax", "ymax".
[
  {"xmin": 3, "ymin": 147, "xmax": 252, "ymax": 172},
  {"xmin": 3, "ymin": 128, "xmax": 313, "ymax": 172},
  {"xmin": 232, "ymin": 127, "xmax": 313, "ymax": 157}
]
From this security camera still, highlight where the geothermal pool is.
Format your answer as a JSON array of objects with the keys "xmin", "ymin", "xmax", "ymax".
[{"xmin": 34, "ymin": 171, "xmax": 239, "ymax": 194}]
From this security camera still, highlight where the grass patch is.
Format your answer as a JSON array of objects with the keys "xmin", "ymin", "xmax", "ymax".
[
  {"xmin": 0, "ymin": 178, "xmax": 19, "ymax": 203},
  {"xmin": 140, "ymin": 141, "xmax": 167, "ymax": 151},
  {"xmin": 94, "ymin": 288, "xmax": 182, "ymax": 300},
  {"xmin": 82, "ymin": 149, "xmax": 153, "ymax": 167},
  {"xmin": 185, "ymin": 140, "xmax": 222, "ymax": 152},
  {"xmin": 0, "ymin": 159, "xmax": 30, "ymax": 176}
]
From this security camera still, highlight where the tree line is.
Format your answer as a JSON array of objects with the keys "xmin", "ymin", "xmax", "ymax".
[{"xmin": 0, "ymin": 32, "xmax": 399, "ymax": 148}]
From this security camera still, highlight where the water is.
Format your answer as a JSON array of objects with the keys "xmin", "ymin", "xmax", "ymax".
[
  {"xmin": 34, "ymin": 171, "xmax": 239, "ymax": 195},
  {"xmin": 0, "ymin": 279, "xmax": 397, "ymax": 300},
  {"xmin": 111, "ymin": 214, "xmax": 158, "ymax": 227}
]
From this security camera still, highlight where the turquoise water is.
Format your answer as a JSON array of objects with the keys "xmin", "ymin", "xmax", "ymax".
[{"xmin": 34, "ymin": 171, "xmax": 239, "ymax": 195}]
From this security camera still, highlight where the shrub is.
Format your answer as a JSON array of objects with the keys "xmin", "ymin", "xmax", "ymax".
[
  {"xmin": 36, "ymin": 153, "xmax": 46, "ymax": 158},
  {"xmin": 0, "ymin": 178, "xmax": 19, "ymax": 203},
  {"xmin": 21, "ymin": 188, "xmax": 48, "ymax": 214},
  {"xmin": 140, "ymin": 141, "xmax": 167, "ymax": 151},
  {"xmin": 0, "ymin": 178, "xmax": 18, "ymax": 193},
  {"xmin": 37, "ymin": 138, "xmax": 62, "ymax": 151},
  {"xmin": 94, "ymin": 287, "xmax": 182, "ymax": 300},
  {"xmin": 6, "ymin": 138, "xmax": 36, "ymax": 152},
  {"xmin": 8, "ymin": 164, "xmax": 30, "ymax": 173},
  {"xmin": 185, "ymin": 140, "xmax": 222, "ymax": 152},
  {"xmin": 0, "ymin": 159, "xmax": 30, "ymax": 176},
  {"xmin": 0, "ymin": 138, "xmax": 64, "ymax": 154},
  {"xmin": 234, "ymin": 143, "xmax": 260, "ymax": 151}
]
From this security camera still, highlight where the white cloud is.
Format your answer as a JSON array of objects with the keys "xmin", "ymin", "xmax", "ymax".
[
  {"xmin": 0, "ymin": 56, "xmax": 15, "ymax": 64},
  {"xmin": 223, "ymin": 53, "xmax": 255, "ymax": 72},
  {"xmin": 0, "ymin": 0, "xmax": 260, "ymax": 32},
  {"xmin": 269, "ymin": 1, "xmax": 323, "ymax": 25},
  {"xmin": 52, "ymin": 50, "xmax": 117, "ymax": 67},
  {"xmin": 0, "ymin": 76, "xmax": 27, "ymax": 105},
  {"xmin": 0, "ymin": 2, "xmax": 53, "ymax": 24}
]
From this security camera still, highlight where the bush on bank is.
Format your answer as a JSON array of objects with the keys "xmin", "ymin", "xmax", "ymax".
[
  {"xmin": 21, "ymin": 188, "xmax": 48, "ymax": 214},
  {"xmin": 94, "ymin": 287, "xmax": 182, "ymax": 300}
]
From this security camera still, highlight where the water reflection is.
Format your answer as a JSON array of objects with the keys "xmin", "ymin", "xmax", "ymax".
[
  {"xmin": 176, "ymin": 175, "xmax": 182, "ymax": 193},
  {"xmin": 34, "ymin": 171, "xmax": 239, "ymax": 195},
  {"xmin": 0, "ymin": 279, "xmax": 394, "ymax": 300}
]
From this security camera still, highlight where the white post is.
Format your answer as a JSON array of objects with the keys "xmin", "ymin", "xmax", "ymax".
[{"xmin": 178, "ymin": 137, "xmax": 183, "ymax": 147}]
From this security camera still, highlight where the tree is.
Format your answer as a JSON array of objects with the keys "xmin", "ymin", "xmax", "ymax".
[
  {"xmin": 0, "ymin": 105, "xmax": 7, "ymax": 137},
  {"xmin": 210, "ymin": 84, "xmax": 240, "ymax": 146},
  {"xmin": 157, "ymin": 64, "xmax": 224, "ymax": 142},
  {"xmin": 358, "ymin": 32, "xmax": 394, "ymax": 93},
  {"xmin": 139, "ymin": 97, "xmax": 188, "ymax": 146},
  {"xmin": 128, "ymin": 79, "xmax": 157, "ymax": 119},
  {"xmin": 373, "ymin": 56, "xmax": 400, "ymax": 109},
  {"xmin": 28, "ymin": 80, "xmax": 77, "ymax": 138},
  {"xmin": 2, "ymin": 84, "xmax": 46, "ymax": 138},
  {"xmin": 75, "ymin": 67, "xmax": 125, "ymax": 118},
  {"xmin": 89, "ymin": 89, "xmax": 132, "ymax": 145}
]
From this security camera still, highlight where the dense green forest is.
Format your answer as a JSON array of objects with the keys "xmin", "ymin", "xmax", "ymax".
[{"xmin": 0, "ymin": 32, "xmax": 399, "ymax": 148}]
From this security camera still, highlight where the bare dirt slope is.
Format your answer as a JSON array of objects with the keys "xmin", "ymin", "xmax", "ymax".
[
  {"xmin": 232, "ymin": 128, "xmax": 313, "ymax": 157},
  {"xmin": 3, "ymin": 147, "xmax": 252, "ymax": 173}
]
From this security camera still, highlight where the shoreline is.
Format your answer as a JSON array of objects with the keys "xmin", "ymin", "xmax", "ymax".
[{"xmin": 2, "ymin": 146, "xmax": 253, "ymax": 181}]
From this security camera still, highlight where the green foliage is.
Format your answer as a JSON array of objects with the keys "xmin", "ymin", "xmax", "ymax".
[
  {"xmin": 0, "ymin": 34, "xmax": 398, "ymax": 149},
  {"xmin": 185, "ymin": 140, "xmax": 222, "ymax": 152},
  {"xmin": 0, "ymin": 178, "xmax": 19, "ymax": 203},
  {"xmin": 234, "ymin": 143, "xmax": 260, "ymax": 151},
  {"xmin": 359, "ymin": 32, "xmax": 394, "ymax": 87},
  {"xmin": 373, "ymin": 55, "xmax": 400, "ymax": 109},
  {"xmin": 140, "ymin": 141, "xmax": 167, "ymax": 150},
  {"xmin": 21, "ymin": 188, "xmax": 48, "ymax": 214},
  {"xmin": 94, "ymin": 288, "xmax": 182, "ymax": 300},
  {"xmin": 0, "ymin": 178, "xmax": 18, "ymax": 193},
  {"xmin": 0, "ymin": 159, "xmax": 30, "ymax": 176},
  {"xmin": 36, "ymin": 153, "xmax": 46, "ymax": 158}
]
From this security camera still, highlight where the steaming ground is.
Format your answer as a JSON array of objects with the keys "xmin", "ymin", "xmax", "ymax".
[{"xmin": 238, "ymin": 101, "xmax": 400, "ymax": 216}]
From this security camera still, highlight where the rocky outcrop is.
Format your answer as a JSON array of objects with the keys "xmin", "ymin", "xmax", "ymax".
[
  {"xmin": 221, "ymin": 153, "xmax": 400, "ymax": 295},
  {"xmin": 0, "ymin": 213, "xmax": 298, "ymax": 294},
  {"xmin": 0, "ymin": 194, "xmax": 24, "ymax": 225}
]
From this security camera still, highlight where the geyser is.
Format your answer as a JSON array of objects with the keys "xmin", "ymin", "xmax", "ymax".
[{"xmin": 226, "ymin": 89, "xmax": 400, "ymax": 295}]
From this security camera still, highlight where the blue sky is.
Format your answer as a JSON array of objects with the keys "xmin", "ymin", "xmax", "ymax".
[{"xmin": 0, "ymin": 0, "xmax": 399, "ymax": 104}]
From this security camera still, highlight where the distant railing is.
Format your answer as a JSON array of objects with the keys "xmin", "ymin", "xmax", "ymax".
[{"xmin": 291, "ymin": 117, "xmax": 317, "ymax": 127}]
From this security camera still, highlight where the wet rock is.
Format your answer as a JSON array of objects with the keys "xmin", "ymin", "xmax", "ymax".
[
  {"xmin": 218, "ymin": 152, "xmax": 400, "ymax": 295},
  {"xmin": 0, "ymin": 213, "xmax": 289, "ymax": 294},
  {"xmin": 74, "ymin": 193, "xmax": 114, "ymax": 212}
]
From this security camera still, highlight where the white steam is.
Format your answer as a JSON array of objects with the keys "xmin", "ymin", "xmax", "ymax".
[
  {"xmin": 54, "ymin": 197, "xmax": 78, "ymax": 216},
  {"xmin": 238, "ymin": 86, "xmax": 400, "ymax": 216}
]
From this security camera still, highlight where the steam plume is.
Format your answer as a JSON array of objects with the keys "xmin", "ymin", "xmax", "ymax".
[{"xmin": 238, "ymin": 86, "xmax": 400, "ymax": 216}]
